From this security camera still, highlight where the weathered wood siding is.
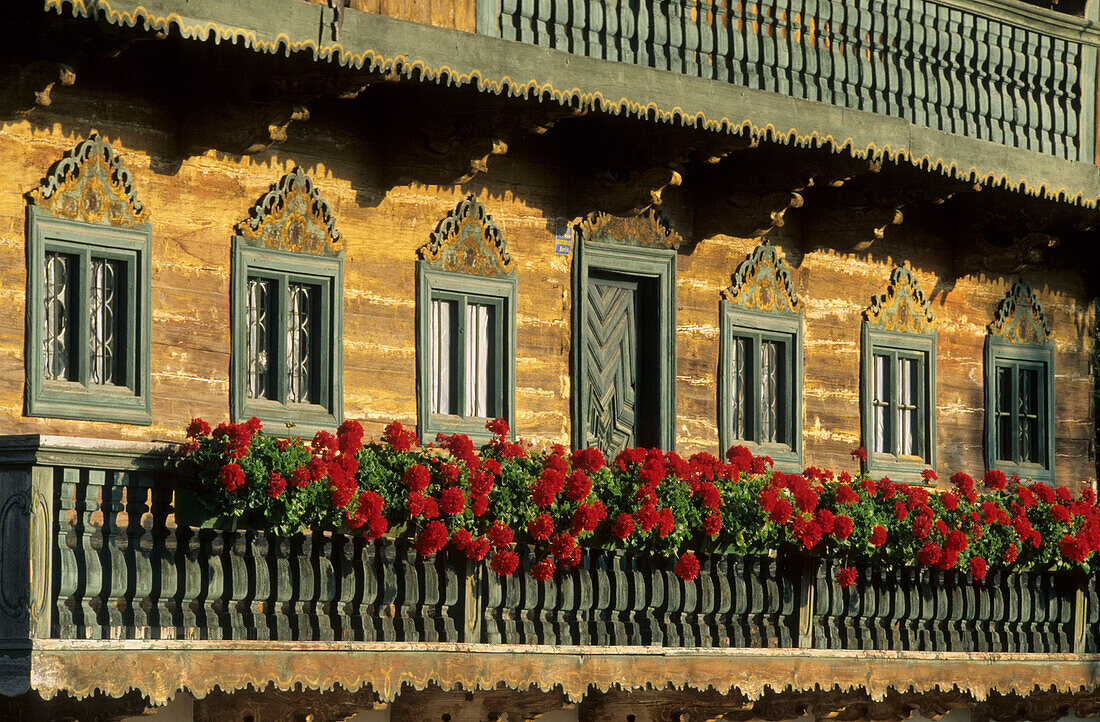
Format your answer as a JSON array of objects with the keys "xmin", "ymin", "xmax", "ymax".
[
  {"xmin": 0, "ymin": 86, "xmax": 1092, "ymax": 484},
  {"xmin": 302, "ymin": 0, "xmax": 478, "ymax": 33}
]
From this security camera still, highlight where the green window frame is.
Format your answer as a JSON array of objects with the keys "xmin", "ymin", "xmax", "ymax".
[
  {"xmin": 25, "ymin": 209, "xmax": 152, "ymax": 425},
  {"xmin": 984, "ymin": 339, "xmax": 1055, "ymax": 482},
  {"xmin": 416, "ymin": 264, "xmax": 516, "ymax": 442},
  {"xmin": 231, "ymin": 241, "xmax": 344, "ymax": 430},
  {"xmin": 719, "ymin": 302, "xmax": 802, "ymax": 467},
  {"xmin": 860, "ymin": 326, "xmax": 937, "ymax": 482}
]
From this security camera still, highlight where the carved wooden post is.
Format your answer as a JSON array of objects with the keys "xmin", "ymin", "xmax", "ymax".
[
  {"xmin": 1073, "ymin": 574, "xmax": 1088, "ymax": 654},
  {"xmin": 462, "ymin": 557, "xmax": 483, "ymax": 643},
  {"xmin": 797, "ymin": 556, "xmax": 815, "ymax": 648}
]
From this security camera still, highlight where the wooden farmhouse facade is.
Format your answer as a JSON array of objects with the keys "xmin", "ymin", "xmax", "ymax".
[{"xmin": 2, "ymin": 0, "xmax": 1100, "ymax": 719}]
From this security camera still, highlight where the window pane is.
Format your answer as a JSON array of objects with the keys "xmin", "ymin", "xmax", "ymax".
[
  {"xmin": 43, "ymin": 252, "xmax": 73, "ymax": 381},
  {"xmin": 1018, "ymin": 367, "xmax": 1040, "ymax": 464},
  {"xmin": 246, "ymin": 277, "xmax": 273, "ymax": 400},
  {"xmin": 873, "ymin": 354, "xmax": 890, "ymax": 454},
  {"xmin": 996, "ymin": 366, "xmax": 1013, "ymax": 462},
  {"xmin": 286, "ymin": 282, "xmax": 316, "ymax": 404},
  {"xmin": 761, "ymin": 340, "xmax": 784, "ymax": 444},
  {"xmin": 730, "ymin": 335, "xmax": 746, "ymax": 440},
  {"xmin": 897, "ymin": 357, "xmax": 919, "ymax": 456},
  {"xmin": 430, "ymin": 298, "xmax": 457, "ymax": 415},
  {"xmin": 465, "ymin": 302, "xmax": 495, "ymax": 418},
  {"xmin": 89, "ymin": 257, "xmax": 123, "ymax": 386}
]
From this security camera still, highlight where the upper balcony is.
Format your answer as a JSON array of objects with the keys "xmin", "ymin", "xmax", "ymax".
[{"xmin": 473, "ymin": 0, "xmax": 1100, "ymax": 163}]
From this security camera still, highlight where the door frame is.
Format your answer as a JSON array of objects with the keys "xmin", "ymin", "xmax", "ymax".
[{"xmin": 572, "ymin": 238, "xmax": 677, "ymax": 452}]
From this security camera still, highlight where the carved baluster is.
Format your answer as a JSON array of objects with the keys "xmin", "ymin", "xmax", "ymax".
[
  {"xmin": 245, "ymin": 531, "xmax": 269, "ymax": 639},
  {"xmin": 603, "ymin": 548, "xmax": 625, "ymax": 644},
  {"xmin": 222, "ymin": 527, "xmax": 248, "ymax": 639},
  {"xmin": 313, "ymin": 531, "xmax": 335, "ymax": 641},
  {"xmin": 443, "ymin": 550, "xmax": 463, "ymax": 642},
  {"xmin": 727, "ymin": 555, "xmax": 747, "ymax": 647},
  {"xmin": 373, "ymin": 538, "xmax": 396, "ymax": 641},
  {"xmin": 707, "ymin": 554, "xmax": 729, "ymax": 647},
  {"xmin": 199, "ymin": 529, "xmax": 224, "ymax": 639},
  {"xmin": 575, "ymin": 547, "xmax": 594, "ymax": 645},
  {"xmin": 101, "ymin": 472, "xmax": 128, "ymax": 637},
  {"xmin": 147, "ymin": 486, "xmax": 173, "ymax": 639},
  {"xmin": 125, "ymin": 479, "xmax": 152, "ymax": 638},
  {"xmin": 77, "ymin": 469, "xmax": 106, "ymax": 639},
  {"xmin": 289, "ymin": 534, "xmax": 310, "ymax": 639},
  {"xmin": 482, "ymin": 547, "xmax": 504, "ymax": 644},
  {"xmin": 54, "ymin": 468, "xmax": 80, "ymax": 638}
]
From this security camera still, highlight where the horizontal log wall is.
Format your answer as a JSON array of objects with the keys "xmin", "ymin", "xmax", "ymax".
[{"xmin": 0, "ymin": 81, "xmax": 1092, "ymax": 483}]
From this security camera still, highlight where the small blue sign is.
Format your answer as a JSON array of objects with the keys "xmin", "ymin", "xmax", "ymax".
[{"xmin": 555, "ymin": 243, "xmax": 572, "ymax": 255}]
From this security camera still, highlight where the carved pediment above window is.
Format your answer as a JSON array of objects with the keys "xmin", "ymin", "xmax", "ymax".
[
  {"xmin": 28, "ymin": 133, "xmax": 147, "ymax": 228},
  {"xmin": 237, "ymin": 168, "xmax": 342, "ymax": 255},
  {"xmin": 419, "ymin": 196, "xmax": 514, "ymax": 277},
  {"xmin": 576, "ymin": 209, "xmax": 683, "ymax": 251},
  {"xmin": 989, "ymin": 280, "xmax": 1053, "ymax": 345},
  {"xmin": 722, "ymin": 241, "xmax": 802, "ymax": 314},
  {"xmin": 864, "ymin": 265, "xmax": 935, "ymax": 333}
]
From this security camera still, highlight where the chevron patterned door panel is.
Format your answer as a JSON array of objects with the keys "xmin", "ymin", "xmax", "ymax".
[{"xmin": 584, "ymin": 276, "xmax": 639, "ymax": 455}]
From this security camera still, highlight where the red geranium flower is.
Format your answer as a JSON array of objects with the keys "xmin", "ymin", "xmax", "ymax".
[
  {"xmin": 414, "ymin": 520, "xmax": 449, "ymax": 556},
  {"xmin": 470, "ymin": 494, "xmax": 489, "ymax": 517},
  {"xmin": 635, "ymin": 503, "xmax": 658, "ymax": 532},
  {"xmin": 530, "ymin": 555, "xmax": 556, "ymax": 581},
  {"xmin": 851, "ymin": 447, "xmax": 868, "ymax": 462},
  {"xmin": 564, "ymin": 471, "xmax": 592, "ymax": 502},
  {"xmin": 611, "ymin": 513, "xmax": 635, "ymax": 539},
  {"xmin": 186, "ymin": 418, "xmax": 211, "ymax": 438},
  {"xmin": 485, "ymin": 417, "xmax": 510, "ymax": 438},
  {"xmin": 835, "ymin": 566, "xmax": 858, "ymax": 587},
  {"xmin": 869, "ymin": 525, "xmax": 888, "ymax": 547},
  {"xmin": 487, "ymin": 521, "xmax": 514, "ymax": 548},
  {"xmin": 439, "ymin": 486, "xmax": 466, "ymax": 515},
  {"xmin": 402, "ymin": 464, "xmax": 430, "ymax": 492},
  {"xmin": 835, "ymin": 484, "xmax": 858, "ymax": 506},
  {"xmin": 382, "ymin": 420, "xmax": 416, "ymax": 451},
  {"xmin": 527, "ymin": 512, "xmax": 554, "ymax": 541},
  {"xmin": 768, "ymin": 499, "xmax": 793, "ymax": 524},
  {"xmin": 983, "ymin": 469, "xmax": 1008, "ymax": 491},
  {"xmin": 571, "ymin": 446, "xmax": 606, "ymax": 474},
  {"xmin": 921, "ymin": 468, "xmax": 938, "ymax": 483},
  {"xmin": 674, "ymin": 552, "xmax": 700, "ymax": 581},
  {"xmin": 969, "ymin": 556, "xmax": 988, "ymax": 580},
  {"xmin": 833, "ymin": 515, "xmax": 854, "ymax": 540},
  {"xmin": 1051, "ymin": 504, "xmax": 1071, "ymax": 523},
  {"xmin": 940, "ymin": 492, "xmax": 958, "ymax": 511},
  {"xmin": 490, "ymin": 549, "xmax": 519, "ymax": 576},
  {"xmin": 549, "ymin": 531, "xmax": 577, "ymax": 561},
  {"xmin": 218, "ymin": 463, "xmax": 246, "ymax": 492},
  {"xmin": 704, "ymin": 512, "xmax": 722, "ymax": 536},
  {"xmin": 1003, "ymin": 542, "xmax": 1018, "ymax": 563},
  {"xmin": 267, "ymin": 471, "xmax": 287, "ymax": 499},
  {"xmin": 917, "ymin": 541, "xmax": 942, "ymax": 566},
  {"xmin": 656, "ymin": 507, "xmax": 675, "ymax": 537}
]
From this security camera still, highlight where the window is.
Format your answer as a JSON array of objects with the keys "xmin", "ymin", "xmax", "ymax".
[
  {"xmin": 860, "ymin": 267, "xmax": 937, "ymax": 482},
  {"xmin": 231, "ymin": 169, "xmax": 344, "ymax": 429},
  {"xmin": 984, "ymin": 281, "xmax": 1055, "ymax": 481},
  {"xmin": 427, "ymin": 291, "xmax": 504, "ymax": 419},
  {"xmin": 718, "ymin": 242, "xmax": 802, "ymax": 466},
  {"xmin": 25, "ymin": 136, "xmax": 152, "ymax": 424},
  {"xmin": 572, "ymin": 211, "xmax": 678, "ymax": 455},
  {"xmin": 417, "ymin": 197, "xmax": 516, "ymax": 442}
]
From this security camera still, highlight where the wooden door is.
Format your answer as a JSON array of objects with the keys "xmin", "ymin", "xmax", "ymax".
[{"xmin": 583, "ymin": 275, "xmax": 639, "ymax": 455}]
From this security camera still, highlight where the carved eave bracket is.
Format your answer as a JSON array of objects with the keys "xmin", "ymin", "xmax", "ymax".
[
  {"xmin": 802, "ymin": 168, "xmax": 980, "ymax": 253},
  {"xmin": 390, "ymin": 100, "xmax": 586, "ymax": 186},
  {"xmin": 722, "ymin": 240, "xmax": 802, "ymax": 314},
  {"xmin": 0, "ymin": 61, "xmax": 75, "ymax": 118},
  {"xmin": 989, "ymin": 280, "xmax": 1053, "ymax": 345},
  {"xmin": 578, "ymin": 165, "xmax": 684, "ymax": 217},
  {"xmin": 182, "ymin": 101, "xmax": 311, "ymax": 156},
  {"xmin": 28, "ymin": 133, "xmax": 148, "ymax": 228},
  {"xmin": 419, "ymin": 195, "xmax": 515, "ymax": 277},
  {"xmin": 955, "ymin": 228, "xmax": 1061, "ymax": 276},
  {"xmin": 237, "ymin": 168, "xmax": 342, "ymax": 255},
  {"xmin": 576, "ymin": 208, "xmax": 683, "ymax": 251},
  {"xmin": 864, "ymin": 265, "xmax": 936, "ymax": 333}
]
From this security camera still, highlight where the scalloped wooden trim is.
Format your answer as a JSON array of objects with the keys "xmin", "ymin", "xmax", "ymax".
[
  {"xmin": 864, "ymin": 265, "xmax": 935, "ymax": 333},
  {"xmin": 27, "ymin": 133, "xmax": 148, "ymax": 228},
  {"xmin": 989, "ymin": 280, "xmax": 1054, "ymax": 345},
  {"xmin": 419, "ymin": 195, "xmax": 514, "ymax": 277},
  {"xmin": 577, "ymin": 208, "xmax": 682, "ymax": 249},
  {"xmin": 237, "ymin": 168, "xmax": 342, "ymax": 255},
  {"xmin": 721, "ymin": 241, "xmax": 802, "ymax": 314},
  {"xmin": 23, "ymin": 640, "xmax": 1100, "ymax": 707},
  {"xmin": 44, "ymin": 0, "xmax": 1100, "ymax": 210}
]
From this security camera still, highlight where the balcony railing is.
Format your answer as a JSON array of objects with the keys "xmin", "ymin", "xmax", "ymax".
[
  {"xmin": 477, "ymin": 0, "xmax": 1098, "ymax": 162},
  {"xmin": 0, "ymin": 435, "xmax": 1096, "ymax": 655}
]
